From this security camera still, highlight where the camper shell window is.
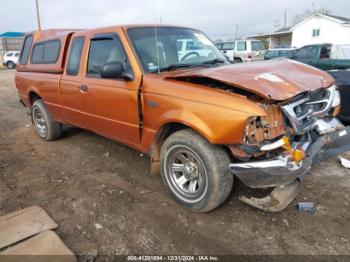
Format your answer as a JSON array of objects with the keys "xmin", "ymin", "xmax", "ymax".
[
  {"xmin": 31, "ymin": 39, "xmax": 61, "ymax": 64},
  {"xmin": 19, "ymin": 35, "xmax": 33, "ymax": 65}
]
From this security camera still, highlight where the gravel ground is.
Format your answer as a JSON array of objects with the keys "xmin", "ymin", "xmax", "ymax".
[{"xmin": 0, "ymin": 69, "xmax": 350, "ymax": 257}]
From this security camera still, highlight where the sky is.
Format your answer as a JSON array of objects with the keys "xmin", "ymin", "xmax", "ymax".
[{"xmin": 1, "ymin": 0, "xmax": 350, "ymax": 40}]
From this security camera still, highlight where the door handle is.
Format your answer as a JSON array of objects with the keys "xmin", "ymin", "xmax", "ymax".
[{"xmin": 79, "ymin": 84, "xmax": 88, "ymax": 93}]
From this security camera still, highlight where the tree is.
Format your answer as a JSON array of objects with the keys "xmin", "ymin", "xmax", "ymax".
[{"xmin": 292, "ymin": 4, "xmax": 331, "ymax": 25}]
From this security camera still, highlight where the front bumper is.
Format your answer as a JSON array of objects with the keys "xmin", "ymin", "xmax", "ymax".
[{"xmin": 229, "ymin": 126, "xmax": 350, "ymax": 188}]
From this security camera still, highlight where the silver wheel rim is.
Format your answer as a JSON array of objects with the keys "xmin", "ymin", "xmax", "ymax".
[
  {"xmin": 164, "ymin": 145, "xmax": 208, "ymax": 203},
  {"xmin": 33, "ymin": 107, "xmax": 47, "ymax": 137}
]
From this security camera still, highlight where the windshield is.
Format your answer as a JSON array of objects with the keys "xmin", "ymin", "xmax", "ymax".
[{"xmin": 127, "ymin": 27, "xmax": 227, "ymax": 73}]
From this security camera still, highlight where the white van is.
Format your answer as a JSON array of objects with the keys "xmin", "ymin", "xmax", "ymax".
[{"xmin": 216, "ymin": 40, "xmax": 265, "ymax": 63}]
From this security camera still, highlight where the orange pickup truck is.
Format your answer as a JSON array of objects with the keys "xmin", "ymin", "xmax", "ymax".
[{"xmin": 15, "ymin": 25, "xmax": 350, "ymax": 212}]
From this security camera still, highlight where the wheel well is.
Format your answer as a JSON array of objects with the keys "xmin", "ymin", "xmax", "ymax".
[
  {"xmin": 149, "ymin": 122, "xmax": 191, "ymax": 175},
  {"xmin": 29, "ymin": 92, "xmax": 41, "ymax": 106},
  {"xmin": 149, "ymin": 122, "xmax": 233, "ymax": 175}
]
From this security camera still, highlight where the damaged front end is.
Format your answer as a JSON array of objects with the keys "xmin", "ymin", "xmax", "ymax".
[{"xmin": 229, "ymin": 85, "xmax": 350, "ymax": 211}]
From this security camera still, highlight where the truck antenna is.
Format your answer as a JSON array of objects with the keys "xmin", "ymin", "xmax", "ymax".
[
  {"xmin": 35, "ymin": 0, "xmax": 42, "ymax": 30},
  {"xmin": 152, "ymin": 0, "xmax": 161, "ymax": 75}
]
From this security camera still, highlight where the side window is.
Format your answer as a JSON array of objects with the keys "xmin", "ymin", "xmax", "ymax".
[
  {"xmin": 186, "ymin": 40, "xmax": 203, "ymax": 50},
  {"xmin": 19, "ymin": 35, "xmax": 33, "ymax": 65},
  {"xmin": 6, "ymin": 53, "xmax": 13, "ymax": 57},
  {"xmin": 237, "ymin": 41, "xmax": 246, "ymax": 51},
  {"xmin": 44, "ymin": 41, "xmax": 60, "ymax": 63},
  {"xmin": 14, "ymin": 53, "xmax": 19, "ymax": 57},
  {"xmin": 222, "ymin": 42, "xmax": 235, "ymax": 50},
  {"xmin": 320, "ymin": 46, "xmax": 330, "ymax": 59},
  {"xmin": 66, "ymin": 37, "xmax": 85, "ymax": 76},
  {"xmin": 31, "ymin": 44, "xmax": 45, "ymax": 64},
  {"xmin": 87, "ymin": 35, "xmax": 127, "ymax": 78},
  {"xmin": 31, "ymin": 39, "xmax": 60, "ymax": 64},
  {"xmin": 215, "ymin": 43, "xmax": 223, "ymax": 50}
]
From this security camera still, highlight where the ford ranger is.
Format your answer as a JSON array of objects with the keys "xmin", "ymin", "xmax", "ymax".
[{"xmin": 15, "ymin": 25, "xmax": 350, "ymax": 212}]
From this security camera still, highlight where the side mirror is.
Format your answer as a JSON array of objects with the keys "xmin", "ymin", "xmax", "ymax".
[
  {"xmin": 101, "ymin": 61, "xmax": 133, "ymax": 80},
  {"xmin": 101, "ymin": 61, "xmax": 124, "ymax": 79}
]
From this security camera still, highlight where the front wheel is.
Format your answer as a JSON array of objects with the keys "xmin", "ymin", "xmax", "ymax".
[
  {"xmin": 160, "ymin": 129, "xmax": 233, "ymax": 212},
  {"xmin": 31, "ymin": 99, "xmax": 63, "ymax": 141}
]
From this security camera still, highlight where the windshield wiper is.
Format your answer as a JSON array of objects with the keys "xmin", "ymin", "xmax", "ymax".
[
  {"xmin": 149, "ymin": 59, "xmax": 226, "ymax": 74},
  {"xmin": 149, "ymin": 63, "xmax": 194, "ymax": 73},
  {"xmin": 202, "ymin": 58, "xmax": 226, "ymax": 65}
]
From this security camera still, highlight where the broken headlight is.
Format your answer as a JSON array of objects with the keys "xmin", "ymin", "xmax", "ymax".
[
  {"xmin": 243, "ymin": 116, "xmax": 285, "ymax": 144},
  {"xmin": 243, "ymin": 105, "xmax": 286, "ymax": 145}
]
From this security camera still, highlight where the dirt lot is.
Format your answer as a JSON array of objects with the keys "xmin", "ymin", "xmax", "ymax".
[{"xmin": 1, "ymin": 69, "xmax": 350, "ymax": 256}]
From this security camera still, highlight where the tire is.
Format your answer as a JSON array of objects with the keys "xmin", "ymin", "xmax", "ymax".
[
  {"xmin": 234, "ymin": 58, "xmax": 242, "ymax": 63},
  {"xmin": 7, "ymin": 61, "xmax": 15, "ymax": 69},
  {"xmin": 160, "ymin": 129, "xmax": 233, "ymax": 212},
  {"xmin": 31, "ymin": 99, "xmax": 63, "ymax": 141}
]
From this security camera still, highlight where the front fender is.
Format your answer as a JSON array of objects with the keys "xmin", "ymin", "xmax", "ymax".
[{"xmin": 156, "ymin": 106, "xmax": 254, "ymax": 144}]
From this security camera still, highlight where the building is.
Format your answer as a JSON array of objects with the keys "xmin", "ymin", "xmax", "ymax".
[
  {"xmin": 0, "ymin": 32, "xmax": 25, "ymax": 55},
  {"xmin": 247, "ymin": 13, "xmax": 350, "ymax": 49}
]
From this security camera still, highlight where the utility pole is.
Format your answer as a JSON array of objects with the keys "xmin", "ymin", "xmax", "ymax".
[
  {"xmin": 234, "ymin": 24, "xmax": 239, "ymax": 40},
  {"xmin": 35, "ymin": 0, "xmax": 42, "ymax": 30},
  {"xmin": 283, "ymin": 9, "xmax": 287, "ymax": 28}
]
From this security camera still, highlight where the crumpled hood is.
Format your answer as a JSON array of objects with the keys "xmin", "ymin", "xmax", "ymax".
[{"xmin": 165, "ymin": 59, "xmax": 334, "ymax": 101}]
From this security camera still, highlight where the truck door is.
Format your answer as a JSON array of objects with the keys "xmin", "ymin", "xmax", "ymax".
[
  {"xmin": 60, "ymin": 36, "xmax": 87, "ymax": 127},
  {"xmin": 221, "ymin": 42, "xmax": 235, "ymax": 61},
  {"xmin": 78, "ymin": 32, "xmax": 140, "ymax": 148}
]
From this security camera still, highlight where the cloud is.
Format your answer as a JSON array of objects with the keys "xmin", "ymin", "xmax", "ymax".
[{"xmin": 1, "ymin": 0, "xmax": 350, "ymax": 40}]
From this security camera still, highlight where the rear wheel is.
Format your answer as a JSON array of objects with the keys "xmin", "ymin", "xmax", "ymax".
[
  {"xmin": 234, "ymin": 58, "xmax": 242, "ymax": 63},
  {"xmin": 31, "ymin": 99, "xmax": 63, "ymax": 141},
  {"xmin": 7, "ymin": 61, "xmax": 15, "ymax": 69},
  {"xmin": 160, "ymin": 129, "xmax": 233, "ymax": 212}
]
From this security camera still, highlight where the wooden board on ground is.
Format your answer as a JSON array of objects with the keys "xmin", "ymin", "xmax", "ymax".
[
  {"xmin": 0, "ymin": 230, "xmax": 76, "ymax": 262},
  {"xmin": 0, "ymin": 206, "xmax": 57, "ymax": 249}
]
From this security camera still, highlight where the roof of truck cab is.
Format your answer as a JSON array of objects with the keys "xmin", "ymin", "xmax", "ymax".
[
  {"xmin": 78, "ymin": 24, "xmax": 194, "ymax": 34},
  {"xmin": 28, "ymin": 25, "xmax": 196, "ymax": 40}
]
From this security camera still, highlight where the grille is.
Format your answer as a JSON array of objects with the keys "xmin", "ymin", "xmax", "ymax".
[{"xmin": 281, "ymin": 86, "xmax": 336, "ymax": 134}]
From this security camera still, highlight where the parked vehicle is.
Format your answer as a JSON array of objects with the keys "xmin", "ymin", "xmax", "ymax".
[
  {"xmin": 2, "ymin": 51, "xmax": 20, "ymax": 69},
  {"xmin": 290, "ymin": 44, "xmax": 350, "ymax": 70},
  {"xmin": 177, "ymin": 38, "xmax": 214, "ymax": 61},
  {"xmin": 15, "ymin": 26, "xmax": 350, "ymax": 212},
  {"xmin": 216, "ymin": 39, "xmax": 265, "ymax": 63},
  {"xmin": 264, "ymin": 48, "xmax": 295, "ymax": 60},
  {"xmin": 290, "ymin": 44, "xmax": 350, "ymax": 122}
]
